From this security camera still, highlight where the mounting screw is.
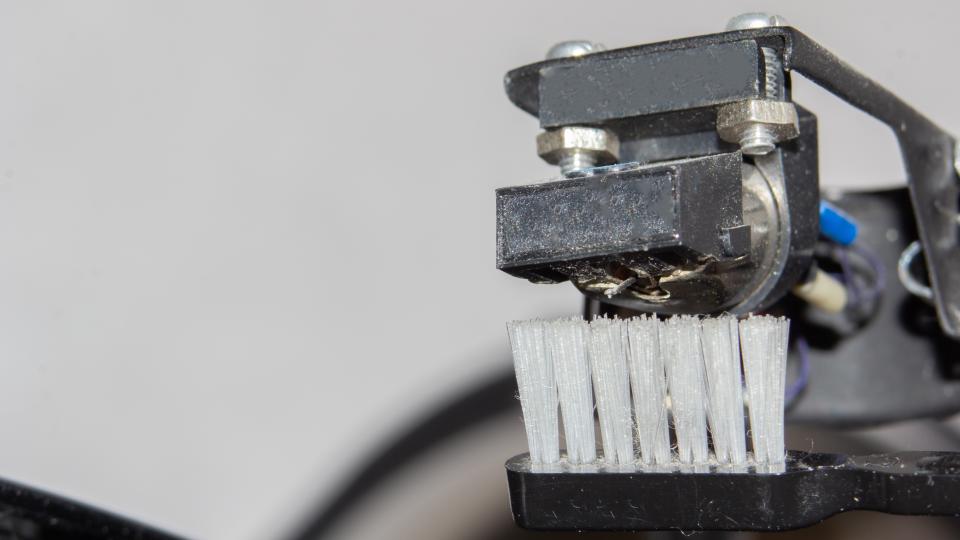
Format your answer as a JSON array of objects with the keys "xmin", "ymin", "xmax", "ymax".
[
  {"xmin": 537, "ymin": 126, "xmax": 619, "ymax": 175},
  {"xmin": 540, "ymin": 41, "xmax": 611, "ymax": 174},
  {"xmin": 723, "ymin": 13, "xmax": 791, "ymax": 155},
  {"xmin": 545, "ymin": 40, "xmax": 604, "ymax": 60},
  {"xmin": 716, "ymin": 99, "xmax": 799, "ymax": 155},
  {"xmin": 537, "ymin": 39, "xmax": 608, "ymax": 174}
]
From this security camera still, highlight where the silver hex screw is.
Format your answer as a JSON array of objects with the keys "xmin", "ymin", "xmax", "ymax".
[
  {"xmin": 540, "ymin": 41, "xmax": 615, "ymax": 174},
  {"xmin": 537, "ymin": 126, "xmax": 619, "ymax": 175},
  {"xmin": 721, "ymin": 13, "xmax": 794, "ymax": 155}
]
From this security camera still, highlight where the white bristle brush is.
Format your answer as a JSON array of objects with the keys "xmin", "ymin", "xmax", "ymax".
[{"xmin": 506, "ymin": 314, "xmax": 791, "ymax": 470}]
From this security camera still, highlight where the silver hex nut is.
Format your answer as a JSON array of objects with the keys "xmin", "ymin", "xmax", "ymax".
[
  {"xmin": 536, "ymin": 126, "xmax": 619, "ymax": 166},
  {"xmin": 716, "ymin": 99, "xmax": 800, "ymax": 146}
]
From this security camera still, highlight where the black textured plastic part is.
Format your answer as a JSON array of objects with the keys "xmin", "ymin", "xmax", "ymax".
[
  {"xmin": 506, "ymin": 451, "xmax": 960, "ymax": 532},
  {"xmin": 496, "ymin": 153, "xmax": 743, "ymax": 282},
  {"xmin": 538, "ymin": 40, "xmax": 761, "ymax": 128}
]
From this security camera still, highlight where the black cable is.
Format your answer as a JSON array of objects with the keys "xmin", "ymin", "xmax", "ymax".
[{"xmin": 287, "ymin": 367, "xmax": 518, "ymax": 540}]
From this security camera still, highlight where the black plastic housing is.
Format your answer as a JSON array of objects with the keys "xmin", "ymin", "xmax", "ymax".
[
  {"xmin": 507, "ymin": 451, "xmax": 960, "ymax": 531},
  {"xmin": 496, "ymin": 153, "xmax": 746, "ymax": 284}
]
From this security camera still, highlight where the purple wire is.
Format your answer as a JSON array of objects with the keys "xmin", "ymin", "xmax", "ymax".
[
  {"xmin": 785, "ymin": 336, "xmax": 810, "ymax": 406},
  {"xmin": 835, "ymin": 242, "xmax": 886, "ymax": 312},
  {"xmin": 849, "ymin": 243, "xmax": 886, "ymax": 300},
  {"xmin": 837, "ymin": 246, "xmax": 860, "ymax": 306},
  {"xmin": 783, "ymin": 242, "xmax": 884, "ymax": 407}
]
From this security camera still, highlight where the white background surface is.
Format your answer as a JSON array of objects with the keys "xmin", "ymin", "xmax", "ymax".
[{"xmin": 0, "ymin": 2, "xmax": 957, "ymax": 538}]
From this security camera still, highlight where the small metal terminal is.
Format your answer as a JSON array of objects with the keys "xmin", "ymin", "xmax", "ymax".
[
  {"xmin": 716, "ymin": 99, "xmax": 799, "ymax": 155},
  {"xmin": 536, "ymin": 126, "xmax": 619, "ymax": 175},
  {"xmin": 545, "ymin": 40, "xmax": 604, "ymax": 60},
  {"xmin": 603, "ymin": 276, "xmax": 638, "ymax": 298},
  {"xmin": 722, "ymin": 13, "xmax": 790, "ymax": 155}
]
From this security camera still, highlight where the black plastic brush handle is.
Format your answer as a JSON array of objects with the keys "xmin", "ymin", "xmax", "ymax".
[{"xmin": 506, "ymin": 451, "xmax": 960, "ymax": 531}]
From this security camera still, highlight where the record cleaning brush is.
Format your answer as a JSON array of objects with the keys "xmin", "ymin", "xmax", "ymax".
[
  {"xmin": 503, "ymin": 314, "xmax": 960, "ymax": 532},
  {"xmin": 507, "ymin": 314, "xmax": 788, "ymax": 471}
]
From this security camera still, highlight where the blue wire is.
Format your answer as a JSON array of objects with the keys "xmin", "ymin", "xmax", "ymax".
[{"xmin": 819, "ymin": 201, "xmax": 859, "ymax": 246}]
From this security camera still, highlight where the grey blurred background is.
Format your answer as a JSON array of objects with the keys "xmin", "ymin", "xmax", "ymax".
[{"xmin": 0, "ymin": 1, "xmax": 958, "ymax": 539}]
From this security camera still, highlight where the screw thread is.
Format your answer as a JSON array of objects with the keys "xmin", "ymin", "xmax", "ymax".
[
  {"xmin": 761, "ymin": 47, "xmax": 784, "ymax": 100},
  {"xmin": 559, "ymin": 151, "xmax": 597, "ymax": 175},
  {"xmin": 738, "ymin": 124, "xmax": 776, "ymax": 156}
]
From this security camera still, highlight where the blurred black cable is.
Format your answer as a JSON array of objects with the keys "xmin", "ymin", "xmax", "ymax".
[{"xmin": 288, "ymin": 367, "xmax": 518, "ymax": 540}]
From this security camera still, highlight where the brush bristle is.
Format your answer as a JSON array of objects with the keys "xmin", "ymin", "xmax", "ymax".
[
  {"xmin": 661, "ymin": 316, "xmax": 709, "ymax": 465},
  {"xmin": 507, "ymin": 320, "xmax": 559, "ymax": 464},
  {"xmin": 740, "ymin": 315, "xmax": 790, "ymax": 465},
  {"xmin": 507, "ymin": 314, "xmax": 790, "ymax": 470},
  {"xmin": 588, "ymin": 317, "xmax": 634, "ymax": 465},
  {"xmin": 626, "ymin": 315, "xmax": 671, "ymax": 466},
  {"xmin": 546, "ymin": 318, "xmax": 596, "ymax": 464},
  {"xmin": 701, "ymin": 316, "xmax": 748, "ymax": 465}
]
